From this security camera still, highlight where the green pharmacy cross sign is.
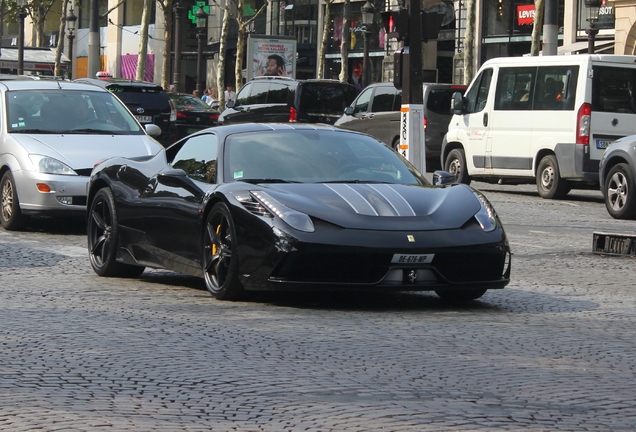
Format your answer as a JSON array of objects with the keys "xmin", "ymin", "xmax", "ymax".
[{"xmin": 188, "ymin": 1, "xmax": 211, "ymax": 24}]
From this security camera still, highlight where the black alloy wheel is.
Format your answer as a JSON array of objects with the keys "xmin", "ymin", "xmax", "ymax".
[
  {"xmin": 88, "ymin": 188, "xmax": 145, "ymax": 277},
  {"xmin": 604, "ymin": 163, "xmax": 636, "ymax": 219},
  {"xmin": 0, "ymin": 171, "xmax": 26, "ymax": 231},
  {"xmin": 203, "ymin": 202, "xmax": 244, "ymax": 300},
  {"xmin": 444, "ymin": 148, "xmax": 471, "ymax": 185},
  {"xmin": 536, "ymin": 154, "xmax": 571, "ymax": 199}
]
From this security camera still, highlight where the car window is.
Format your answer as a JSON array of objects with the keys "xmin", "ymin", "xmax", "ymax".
[
  {"xmin": 234, "ymin": 83, "xmax": 253, "ymax": 107},
  {"xmin": 352, "ymin": 87, "xmax": 372, "ymax": 113},
  {"xmin": 299, "ymin": 83, "xmax": 357, "ymax": 115},
  {"xmin": 171, "ymin": 133, "xmax": 219, "ymax": 183},
  {"xmin": 426, "ymin": 88, "xmax": 464, "ymax": 115},
  {"xmin": 247, "ymin": 82, "xmax": 270, "ymax": 104},
  {"xmin": 224, "ymin": 129, "xmax": 425, "ymax": 185},
  {"xmin": 535, "ymin": 66, "xmax": 578, "ymax": 111},
  {"xmin": 464, "ymin": 68, "xmax": 493, "ymax": 114},
  {"xmin": 6, "ymin": 89, "xmax": 144, "ymax": 135},
  {"xmin": 494, "ymin": 67, "xmax": 535, "ymax": 110},
  {"xmin": 266, "ymin": 83, "xmax": 290, "ymax": 104},
  {"xmin": 169, "ymin": 94, "xmax": 212, "ymax": 110},
  {"xmin": 592, "ymin": 66, "xmax": 636, "ymax": 114},
  {"xmin": 107, "ymin": 85, "xmax": 170, "ymax": 110},
  {"xmin": 371, "ymin": 86, "xmax": 398, "ymax": 112}
]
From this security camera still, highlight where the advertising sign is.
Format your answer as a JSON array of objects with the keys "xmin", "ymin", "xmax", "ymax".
[
  {"xmin": 517, "ymin": 4, "xmax": 535, "ymax": 26},
  {"xmin": 246, "ymin": 35, "xmax": 297, "ymax": 81}
]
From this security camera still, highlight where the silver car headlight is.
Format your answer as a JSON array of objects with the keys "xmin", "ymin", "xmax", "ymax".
[
  {"xmin": 472, "ymin": 190, "xmax": 497, "ymax": 232},
  {"xmin": 29, "ymin": 155, "xmax": 77, "ymax": 176},
  {"xmin": 251, "ymin": 190, "xmax": 315, "ymax": 233}
]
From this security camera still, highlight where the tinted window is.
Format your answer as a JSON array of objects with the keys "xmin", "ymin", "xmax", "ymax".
[
  {"xmin": 171, "ymin": 133, "xmax": 218, "ymax": 183},
  {"xmin": 494, "ymin": 67, "xmax": 535, "ymax": 110},
  {"xmin": 107, "ymin": 85, "xmax": 170, "ymax": 109},
  {"xmin": 299, "ymin": 83, "xmax": 357, "ymax": 115},
  {"xmin": 267, "ymin": 83, "xmax": 290, "ymax": 104},
  {"xmin": 234, "ymin": 83, "xmax": 253, "ymax": 107},
  {"xmin": 535, "ymin": 66, "xmax": 578, "ymax": 111},
  {"xmin": 592, "ymin": 66, "xmax": 636, "ymax": 114},
  {"xmin": 170, "ymin": 94, "xmax": 212, "ymax": 110},
  {"xmin": 352, "ymin": 87, "xmax": 372, "ymax": 113},
  {"xmin": 426, "ymin": 88, "xmax": 465, "ymax": 115},
  {"xmin": 371, "ymin": 86, "xmax": 398, "ymax": 112},
  {"xmin": 248, "ymin": 82, "xmax": 270, "ymax": 104}
]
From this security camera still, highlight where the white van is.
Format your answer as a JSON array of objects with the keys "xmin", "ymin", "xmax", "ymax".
[{"xmin": 442, "ymin": 54, "xmax": 636, "ymax": 199}]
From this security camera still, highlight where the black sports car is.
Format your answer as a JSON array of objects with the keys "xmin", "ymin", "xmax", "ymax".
[{"xmin": 87, "ymin": 124, "xmax": 511, "ymax": 301}]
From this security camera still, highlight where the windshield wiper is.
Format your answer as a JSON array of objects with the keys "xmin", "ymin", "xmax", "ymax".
[
  {"xmin": 70, "ymin": 128, "xmax": 117, "ymax": 134},
  {"xmin": 320, "ymin": 179, "xmax": 394, "ymax": 184},
  {"xmin": 237, "ymin": 178, "xmax": 299, "ymax": 184},
  {"xmin": 10, "ymin": 129, "xmax": 61, "ymax": 134}
]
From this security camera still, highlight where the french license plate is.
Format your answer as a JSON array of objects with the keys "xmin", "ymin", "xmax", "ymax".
[
  {"xmin": 596, "ymin": 139, "xmax": 613, "ymax": 150},
  {"xmin": 391, "ymin": 254, "xmax": 434, "ymax": 264},
  {"xmin": 135, "ymin": 115, "xmax": 153, "ymax": 123}
]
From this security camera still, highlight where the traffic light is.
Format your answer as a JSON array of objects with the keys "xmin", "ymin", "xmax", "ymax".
[
  {"xmin": 381, "ymin": 8, "xmax": 410, "ymax": 42},
  {"xmin": 421, "ymin": 10, "xmax": 446, "ymax": 42}
]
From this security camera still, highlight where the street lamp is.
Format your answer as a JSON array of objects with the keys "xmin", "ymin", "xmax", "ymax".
[
  {"xmin": 66, "ymin": 6, "xmax": 77, "ymax": 79},
  {"xmin": 585, "ymin": 0, "xmax": 602, "ymax": 54},
  {"xmin": 17, "ymin": 0, "xmax": 27, "ymax": 75},
  {"xmin": 361, "ymin": 0, "xmax": 376, "ymax": 89},
  {"xmin": 195, "ymin": 5, "xmax": 209, "ymax": 96},
  {"xmin": 173, "ymin": 2, "xmax": 183, "ymax": 93}
]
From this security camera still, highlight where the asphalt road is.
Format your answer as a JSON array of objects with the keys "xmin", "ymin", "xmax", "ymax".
[{"xmin": 1, "ymin": 182, "xmax": 635, "ymax": 431}]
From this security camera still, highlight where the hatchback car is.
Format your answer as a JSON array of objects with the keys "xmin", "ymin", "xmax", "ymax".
[
  {"xmin": 168, "ymin": 92, "xmax": 220, "ymax": 140},
  {"xmin": 335, "ymin": 82, "xmax": 467, "ymax": 168},
  {"xmin": 599, "ymin": 134, "xmax": 636, "ymax": 219},
  {"xmin": 218, "ymin": 76, "xmax": 357, "ymax": 125},
  {"xmin": 74, "ymin": 77, "xmax": 177, "ymax": 146},
  {"xmin": 0, "ymin": 78, "xmax": 164, "ymax": 231}
]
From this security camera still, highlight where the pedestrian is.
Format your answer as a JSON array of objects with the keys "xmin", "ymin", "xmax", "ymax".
[
  {"xmin": 224, "ymin": 85, "xmax": 236, "ymax": 103},
  {"xmin": 202, "ymin": 89, "xmax": 211, "ymax": 103},
  {"xmin": 208, "ymin": 87, "xmax": 219, "ymax": 109}
]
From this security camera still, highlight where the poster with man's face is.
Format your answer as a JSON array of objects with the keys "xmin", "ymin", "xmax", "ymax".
[{"xmin": 247, "ymin": 36, "xmax": 297, "ymax": 80}]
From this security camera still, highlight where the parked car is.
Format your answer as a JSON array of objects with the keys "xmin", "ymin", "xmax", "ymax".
[
  {"xmin": 335, "ymin": 82, "xmax": 466, "ymax": 169},
  {"xmin": 0, "ymin": 77, "xmax": 164, "ymax": 231},
  {"xmin": 599, "ymin": 135, "xmax": 636, "ymax": 219},
  {"xmin": 168, "ymin": 92, "xmax": 220, "ymax": 140},
  {"xmin": 218, "ymin": 76, "xmax": 357, "ymax": 125},
  {"xmin": 74, "ymin": 77, "xmax": 177, "ymax": 146},
  {"xmin": 86, "ymin": 123, "xmax": 511, "ymax": 302}
]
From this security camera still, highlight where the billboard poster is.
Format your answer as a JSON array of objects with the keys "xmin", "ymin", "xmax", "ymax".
[{"xmin": 247, "ymin": 35, "xmax": 297, "ymax": 81}]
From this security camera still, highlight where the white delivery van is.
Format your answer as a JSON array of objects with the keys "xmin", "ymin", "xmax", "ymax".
[{"xmin": 442, "ymin": 54, "xmax": 636, "ymax": 199}]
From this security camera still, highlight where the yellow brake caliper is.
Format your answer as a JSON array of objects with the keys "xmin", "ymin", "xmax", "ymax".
[{"xmin": 212, "ymin": 224, "xmax": 221, "ymax": 255}]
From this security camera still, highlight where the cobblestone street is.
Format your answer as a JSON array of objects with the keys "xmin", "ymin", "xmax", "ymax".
[{"xmin": 1, "ymin": 183, "xmax": 635, "ymax": 431}]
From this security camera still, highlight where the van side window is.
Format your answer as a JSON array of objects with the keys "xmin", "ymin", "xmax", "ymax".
[
  {"xmin": 535, "ymin": 66, "xmax": 578, "ymax": 111},
  {"xmin": 592, "ymin": 66, "xmax": 636, "ymax": 114},
  {"xmin": 267, "ymin": 83, "xmax": 289, "ymax": 104},
  {"xmin": 249, "ymin": 82, "xmax": 270, "ymax": 104},
  {"xmin": 353, "ymin": 87, "xmax": 372, "ymax": 113},
  {"xmin": 371, "ymin": 86, "xmax": 398, "ymax": 112},
  {"xmin": 464, "ymin": 68, "xmax": 493, "ymax": 113},
  {"xmin": 494, "ymin": 68, "xmax": 535, "ymax": 110}
]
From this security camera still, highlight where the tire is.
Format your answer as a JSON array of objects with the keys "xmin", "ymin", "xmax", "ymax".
[
  {"xmin": 604, "ymin": 163, "xmax": 636, "ymax": 219},
  {"xmin": 1, "ymin": 171, "xmax": 26, "ymax": 231},
  {"xmin": 87, "ymin": 188, "xmax": 145, "ymax": 277},
  {"xmin": 203, "ymin": 202, "xmax": 244, "ymax": 300},
  {"xmin": 536, "ymin": 155, "xmax": 571, "ymax": 199},
  {"xmin": 435, "ymin": 288, "xmax": 487, "ymax": 302},
  {"xmin": 444, "ymin": 148, "xmax": 471, "ymax": 185}
]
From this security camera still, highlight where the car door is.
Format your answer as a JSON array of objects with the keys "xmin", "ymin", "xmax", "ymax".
[
  {"xmin": 140, "ymin": 133, "xmax": 219, "ymax": 269},
  {"xmin": 220, "ymin": 82, "xmax": 259, "ymax": 124},
  {"xmin": 365, "ymin": 85, "xmax": 401, "ymax": 147},
  {"xmin": 334, "ymin": 86, "xmax": 373, "ymax": 134}
]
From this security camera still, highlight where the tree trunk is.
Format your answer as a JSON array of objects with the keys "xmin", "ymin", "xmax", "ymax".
[
  {"xmin": 234, "ymin": 1, "xmax": 268, "ymax": 94},
  {"xmin": 317, "ymin": 0, "xmax": 332, "ymax": 79},
  {"xmin": 463, "ymin": 0, "xmax": 475, "ymax": 85},
  {"xmin": 136, "ymin": 0, "xmax": 153, "ymax": 81},
  {"xmin": 338, "ymin": 0, "xmax": 350, "ymax": 82},
  {"xmin": 54, "ymin": 0, "xmax": 70, "ymax": 77},
  {"xmin": 530, "ymin": 0, "xmax": 545, "ymax": 56},
  {"xmin": 217, "ymin": 5, "xmax": 230, "ymax": 110},
  {"xmin": 159, "ymin": 0, "xmax": 174, "ymax": 90}
]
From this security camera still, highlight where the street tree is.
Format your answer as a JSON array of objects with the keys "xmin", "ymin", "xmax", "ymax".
[
  {"xmin": 53, "ymin": 0, "xmax": 69, "ymax": 76},
  {"xmin": 136, "ymin": 0, "xmax": 153, "ymax": 81},
  {"xmin": 317, "ymin": 0, "xmax": 334, "ymax": 78},
  {"xmin": 212, "ymin": 0, "xmax": 231, "ymax": 110},
  {"xmin": 338, "ymin": 0, "xmax": 350, "ymax": 82},
  {"xmin": 232, "ymin": 0, "xmax": 268, "ymax": 93},
  {"xmin": 5, "ymin": 0, "xmax": 56, "ymax": 47},
  {"xmin": 463, "ymin": 0, "xmax": 475, "ymax": 84},
  {"xmin": 156, "ymin": 0, "xmax": 174, "ymax": 90},
  {"xmin": 530, "ymin": 0, "xmax": 544, "ymax": 56}
]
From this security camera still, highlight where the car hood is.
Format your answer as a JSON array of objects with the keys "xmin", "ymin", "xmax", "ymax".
[
  {"xmin": 11, "ymin": 134, "xmax": 161, "ymax": 170},
  {"xmin": 252, "ymin": 182, "xmax": 482, "ymax": 231}
]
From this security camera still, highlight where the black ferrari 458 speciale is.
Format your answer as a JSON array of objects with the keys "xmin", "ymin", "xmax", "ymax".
[{"xmin": 87, "ymin": 123, "xmax": 511, "ymax": 301}]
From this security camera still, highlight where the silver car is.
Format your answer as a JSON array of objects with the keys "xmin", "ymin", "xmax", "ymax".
[
  {"xmin": 0, "ymin": 78, "xmax": 163, "ymax": 230},
  {"xmin": 599, "ymin": 134, "xmax": 636, "ymax": 220}
]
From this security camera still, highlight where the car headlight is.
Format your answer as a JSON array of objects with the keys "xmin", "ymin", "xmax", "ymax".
[
  {"xmin": 29, "ymin": 155, "xmax": 77, "ymax": 176},
  {"xmin": 250, "ymin": 190, "xmax": 315, "ymax": 233},
  {"xmin": 472, "ymin": 190, "xmax": 497, "ymax": 232}
]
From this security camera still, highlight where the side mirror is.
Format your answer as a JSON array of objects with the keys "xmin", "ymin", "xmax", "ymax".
[
  {"xmin": 432, "ymin": 170, "xmax": 456, "ymax": 186},
  {"xmin": 226, "ymin": 100, "xmax": 235, "ymax": 109},
  {"xmin": 145, "ymin": 124, "xmax": 162, "ymax": 137},
  {"xmin": 157, "ymin": 168, "xmax": 203, "ymax": 195},
  {"xmin": 451, "ymin": 91, "xmax": 465, "ymax": 115},
  {"xmin": 344, "ymin": 106, "xmax": 354, "ymax": 115}
]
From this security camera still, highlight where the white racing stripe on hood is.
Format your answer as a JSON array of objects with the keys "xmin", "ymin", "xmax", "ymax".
[
  {"xmin": 367, "ymin": 184, "xmax": 416, "ymax": 216},
  {"xmin": 325, "ymin": 184, "xmax": 378, "ymax": 216},
  {"xmin": 323, "ymin": 183, "xmax": 417, "ymax": 217}
]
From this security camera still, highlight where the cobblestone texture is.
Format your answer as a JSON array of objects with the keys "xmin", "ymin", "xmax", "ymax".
[{"xmin": 0, "ymin": 183, "xmax": 635, "ymax": 431}]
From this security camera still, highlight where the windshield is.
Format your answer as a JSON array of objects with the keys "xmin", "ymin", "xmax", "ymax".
[
  {"xmin": 224, "ymin": 130, "xmax": 426, "ymax": 185},
  {"xmin": 6, "ymin": 89, "xmax": 145, "ymax": 135},
  {"xmin": 170, "ymin": 94, "xmax": 213, "ymax": 111}
]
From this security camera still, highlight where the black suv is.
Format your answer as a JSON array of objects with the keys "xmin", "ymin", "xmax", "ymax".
[
  {"xmin": 74, "ymin": 78, "xmax": 177, "ymax": 146},
  {"xmin": 218, "ymin": 77, "xmax": 357, "ymax": 125}
]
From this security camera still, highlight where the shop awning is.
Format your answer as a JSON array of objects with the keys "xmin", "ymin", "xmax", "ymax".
[
  {"xmin": 556, "ymin": 40, "xmax": 614, "ymax": 55},
  {"xmin": 0, "ymin": 47, "xmax": 70, "ymax": 73}
]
